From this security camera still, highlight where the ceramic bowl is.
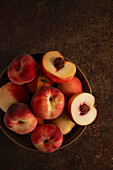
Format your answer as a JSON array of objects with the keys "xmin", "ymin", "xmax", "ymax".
[{"xmin": 0, "ymin": 52, "xmax": 92, "ymax": 151}]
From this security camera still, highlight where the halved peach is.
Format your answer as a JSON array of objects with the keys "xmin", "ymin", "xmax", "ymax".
[
  {"xmin": 41, "ymin": 51, "xmax": 76, "ymax": 83},
  {"xmin": 67, "ymin": 92, "xmax": 97, "ymax": 126}
]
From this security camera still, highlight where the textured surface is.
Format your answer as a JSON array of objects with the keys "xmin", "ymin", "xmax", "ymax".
[{"xmin": 0, "ymin": 0, "xmax": 113, "ymax": 169}]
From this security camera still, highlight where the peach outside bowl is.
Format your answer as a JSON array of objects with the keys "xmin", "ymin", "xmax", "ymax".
[{"xmin": 0, "ymin": 52, "xmax": 92, "ymax": 151}]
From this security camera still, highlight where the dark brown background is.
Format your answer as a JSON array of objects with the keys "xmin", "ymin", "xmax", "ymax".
[{"xmin": 0, "ymin": 0, "xmax": 112, "ymax": 170}]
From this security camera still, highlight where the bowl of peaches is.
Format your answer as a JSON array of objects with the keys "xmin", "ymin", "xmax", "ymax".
[{"xmin": 0, "ymin": 51, "xmax": 97, "ymax": 153}]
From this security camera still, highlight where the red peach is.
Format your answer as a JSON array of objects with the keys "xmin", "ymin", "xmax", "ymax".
[
  {"xmin": 0, "ymin": 82, "xmax": 30, "ymax": 112},
  {"xmin": 31, "ymin": 87, "xmax": 65, "ymax": 119},
  {"xmin": 4, "ymin": 103, "xmax": 38, "ymax": 134},
  {"xmin": 31, "ymin": 124, "xmax": 63, "ymax": 153},
  {"xmin": 42, "ymin": 51, "xmax": 76, "ymax": 83},
  {"xmin": 58, "ymin": 76, "xmax": 82, "ymax": 99},
  {"xmin": 8, "ymin": 54, "xmax": 38, "ymax": 85}
]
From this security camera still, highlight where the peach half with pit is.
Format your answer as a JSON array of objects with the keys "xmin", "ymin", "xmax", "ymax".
[
  {"xmin": 67, "ymin": 92, "xmax": 97, "ymax": 126},
  {"xmin": 41, "ymin": 51, "xmax": 76, "ymax": 83}
]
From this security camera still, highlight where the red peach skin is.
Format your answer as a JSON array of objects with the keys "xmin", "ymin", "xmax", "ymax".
[
  {"xmin": 31, "ymin": 87, "xmax": 65, "ymax": 119},
  {"xmin": 8, "ymin": 54, "xmax": 38, "ymax": 85},
  {"xmin": 0, "ymin": 82, "xmax": 30, "ymax": 112},
  {"xmin": 31, "ymin": 124, "xmax": 63, "ymax": 153},
  {"xmin": 4, "ymin": 103, "xmax": 38, "ymax": 134},
  {"xmin": 26, "ymin": 65, "xmax": 53, "ymax": 93},
  {"xmin": 58, "ymin": 76, "xmax": 82, "ymax": 99}
]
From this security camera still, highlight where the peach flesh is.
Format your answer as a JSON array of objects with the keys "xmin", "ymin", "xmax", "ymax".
[
  {"xmin": 42, "ymin": 64, "xmax": 75, "ymax": 83},
  {"xmin": 67, "ymin": 92, "xmax": 97, "ymax": 126},
  {"xmin": 41, "ymin": 51, "xmax": 76, "ymax": 83}
]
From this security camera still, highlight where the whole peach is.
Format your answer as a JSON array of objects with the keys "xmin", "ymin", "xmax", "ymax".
[
  {"xmin": 31, "ymin": 87, "xmax": 65, "ymax": 119},
  {"xmin": 58, "ymin": 76, "xmax": 82, "ymax": 99},
  {"xmin": 0, "ymin": 82, "xmax": 30, "ymax": 112},
  {"xmin": 31, "ymin": 124, "xmax": 63, "ymax": 153},
  {"xmin": 4, "ymin": 103, "xmax": 38, "ymax": 134},
  {"xmin": 8, "ymin": 54, "xmax": 38, "ymax": 85}
]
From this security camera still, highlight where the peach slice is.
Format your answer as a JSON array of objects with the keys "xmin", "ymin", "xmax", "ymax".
[
  {"xmin": 67, "ymin": 92, "xmax": 97, "ymax": 126},
  {"xmin": 42, "ymin": 51, "xmax": 76, "ymax": 83}
]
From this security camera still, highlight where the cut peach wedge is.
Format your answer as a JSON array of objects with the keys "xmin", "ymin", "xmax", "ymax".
[
  {"xmin": 67, "ymin": 92, "xmax": 97, "ymax": 126},
  {"xmin": 41, "ymin": 51, "xmax": 76, "ymax": 83}
]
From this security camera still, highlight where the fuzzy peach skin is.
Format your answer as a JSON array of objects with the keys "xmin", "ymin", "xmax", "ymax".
[
  {"xmin": 0, "ymin": 82, "xmax": 30, "ymax": 112},
  {"xmin": 41, "ymin": 51, "xmax": 76, "ymax": 83},
  {"xmin": 31, "ymin": 124, "xmax": 63, "ymax": 153},
  {"xmin": 58, "ymin": 76, "xmax": 82, "ymax": 99},
  {"xmin": 46, "ymin": 109, "xmax": 75, "ymax": 135},
  {"xmin": 4, "ymin": 103, "xmax": 38, "ymax": 134},
  {"xmin": 31, "ymin": 87, "xmax": 65, "ymax": 120},
  {"xmin": 8, "ymin": 54, "xmax": 38, "ymax": 85},
  {"xmin": 26, "ymin": 65, "xmax": 53, "ymax": 94},
  {"xmin": 67, "ymin": 92, "xmax": 97, "ymax": 126}
]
